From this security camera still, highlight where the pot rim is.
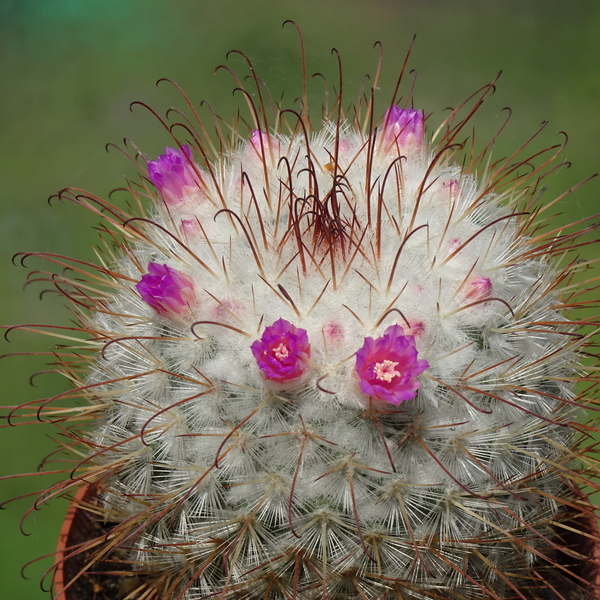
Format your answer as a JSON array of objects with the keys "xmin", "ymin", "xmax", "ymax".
[{"xmin": 53, "ymin": 484, "xmax": 97, "ymax": 599}]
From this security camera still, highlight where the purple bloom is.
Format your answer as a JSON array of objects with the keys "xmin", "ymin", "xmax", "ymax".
[
  {"xmin": 251, "ymin": 318, "xmax": 310, "ymax": 383},
  {"xmin": 136, "ymin": 262, "xmax": 195, "ymax": 315},
  {"xmin": 382, "ymin": 106, "xmax": 425, "ymax": 152},
  {"xmin": 147, "ymin": 145, "xmax": 202, "ymax": 205},
  {"xmin": 355, "ymin": 324, "xmax": 429, "ymax": 405}
]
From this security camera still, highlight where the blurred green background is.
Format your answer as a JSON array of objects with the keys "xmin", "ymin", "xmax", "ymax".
[{"xmin": 1, "ymin": 0, "xmax": 599, "ymax": 597}]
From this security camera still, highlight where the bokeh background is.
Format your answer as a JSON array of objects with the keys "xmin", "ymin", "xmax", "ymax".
[{"xmin": 1, "ymin": 0, "xmax": 599, "ymax": 597}]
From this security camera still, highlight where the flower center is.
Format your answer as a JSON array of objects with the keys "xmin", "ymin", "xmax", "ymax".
[
  {"xmin": 373, "ymin": 359, "xmax": 401, "ymax": 382},
  {"xmin": 273, "ymin": 342, "xmax": 290, "ymax": 360}
]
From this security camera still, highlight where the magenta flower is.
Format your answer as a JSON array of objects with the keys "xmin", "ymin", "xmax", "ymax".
[
  {"xmin": 147, "ymin": 145, "xmax": 202, "ymax": 205},
  {"xmin": 355, "ymin": 324, "xmax": 429, "ymax": 404},
  {"xmin": 136, "ymin": 262, "xmax": 195, "ymax": 315},
  {"xmin": 382, "ymin": 106, "xmax": 425, "ymax": 152},
  {"xmin": 251, "ymin": 318, "xmax": 310, "ymax": 383}
]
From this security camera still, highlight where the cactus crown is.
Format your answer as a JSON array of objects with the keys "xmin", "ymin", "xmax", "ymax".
[{"xmin": 5, "ymin": 29, "xmax": 600, "ymax": 600}]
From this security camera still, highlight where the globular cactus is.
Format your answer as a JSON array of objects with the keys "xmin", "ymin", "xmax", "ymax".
[{"xmin": 5, "ymin": 34, "xmax": 600, "ymax": 600}]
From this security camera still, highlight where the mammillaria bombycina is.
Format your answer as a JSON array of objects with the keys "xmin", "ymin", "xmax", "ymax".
[{"xmin": 5, "ymin": 32, "xmax": 600, "ymax": 600}]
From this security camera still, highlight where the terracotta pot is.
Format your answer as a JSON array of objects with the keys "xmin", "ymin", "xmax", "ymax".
[
  {"xmin": 569, "ymin": 509, "xmax": 600, "ymax": 598},
  {"xmin": 54, "ymin": 484, "xmax": 99, "ymax": 599},
  {"xmin": 54, "ymin": 484, "xmax": 143, "ymax": 600}
]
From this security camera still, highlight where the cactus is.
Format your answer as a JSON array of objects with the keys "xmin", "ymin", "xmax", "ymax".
[{"xmin": 5, "ymin": 33, "xmax": 600, "ymax": 600}]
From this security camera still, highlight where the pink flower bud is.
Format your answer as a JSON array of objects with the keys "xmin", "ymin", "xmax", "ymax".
[
  {"xmin": 355, "ymin": 324, "xmax": 429, "ymax": 405},
  {"xmin": 466, "ymin": 277, "xmax": 492, "ymax": 302},
  {"xmin": 214, "ymin": 299, "xmax": 242, "ymax": 320},
  {"xmin": 147, "ymin": 145, "xmax": 203, "ymax": 206},
  {"xmin": 338, "ymin": 138, "xmax": 351, "ymax": 153},
  {"xmin": 382, "ymin": 106, "xmax": 425, "ymax": 153},
  {"xmin": 449, "ymin": 238, "xmax": 462, "ymax": 252},
  {"xmin": 444, "ymin": 179, "xmax": 460, "ymax": 199},
  {"xmin": 181, "ymin": 219, "xmax": 201, "ymax": 238},
  {"xmin": 323, "ymin": 322, "xmax": 344, "ymax": 344},
  {"xmin": 405, "ymin": 320, "xmax": 425, "ymax": 338},
  {"xmin": 249, "ymin": 130, "xmax": 279, "ymax": 159},
  {"xmin": 136, "ymin": 262, "xmax": 195, "ymax": 315},
  {"xmin": 251, "ymin": 318, "xmax": 310, "ymax": 383}
]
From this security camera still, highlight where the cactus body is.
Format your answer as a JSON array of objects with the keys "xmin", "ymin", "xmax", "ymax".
[{"xmin": 7, "ymin": 42, "xmax": 599, "ymax": 600}]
